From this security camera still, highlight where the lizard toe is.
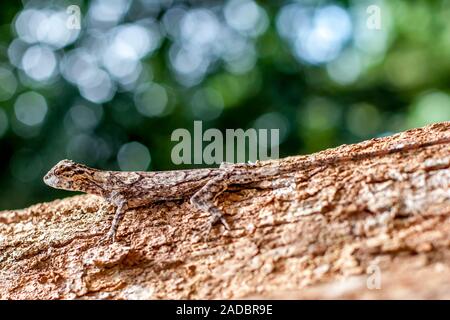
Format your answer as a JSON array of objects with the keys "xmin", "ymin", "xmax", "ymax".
[{"xmin": 96, "ymin": 231, "xmax": 116, "ymax": 245}]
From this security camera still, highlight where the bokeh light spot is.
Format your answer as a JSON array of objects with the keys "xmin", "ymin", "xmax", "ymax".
[
  {"xmin": 190, "ymin": 88, "xmax": 224, "ymax": 121},
  {"xmin": 254, "ymin": 112, "xmax": 290, "ymax": 145},
  {"xmin": 277, "ymin": 4, "xmax": 352, "ymax": 65},
  {"xmin": 408, "ymin": 91, "xmax": 450, "ymax": 128},
  {"xmin": 14, "ymin": 92, "xmax": 48, "ymax": 126},
  {"xmin": 117, "ymin": 141, "xmax": 151, "ymax": 171},
  {"xmin": 15, "ymin": 9, "xmax": 47, "ymax": 44},
  {"xmin": 346, "ymin": 103, "xmax": 381, "ymax": 137},
  {"xmin": 300, "ymin": 97, "xmax": 340, "ymax": 130},
  {"xmin": 89, "ymin": 0, "xmax": 131, "ymax": 24},
  {"xmin": 0, "ymin": 66, "xmax": 18, "ymax": 101},
  {"xmin": 181, "ymin": 9, "xmax": 219, "ymax": 47},
  {"xmin": 69, "ymin": 103, "xmax": 103, "ymax": 130},
  {"xmin": 22, "ymin": 45, "xmax": 57, "ymax": 81},
  {"xmin": 327, "ymin": 49, "xmax": 362, "ymax": 85},
  {"xmin": 134, "ymin": 83, "xmax": 168, "ymax": 117},
  {"xmin": 66, "ymin": 134, "xmax": 110, "ymax": 165},
  {"xmin": 225, "ymin": 0, "xmax": 268, "ymax": 37},
  {"xmin": 78, "ymin": 69, "xmax": 116, "ymax": 103}
]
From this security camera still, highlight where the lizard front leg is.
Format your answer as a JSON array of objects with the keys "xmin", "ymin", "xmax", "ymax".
[
  {"xmin": 99, "ymin": 194, "xmax": 128, "ymax": 243},
  {"xmin": 106, "ymin": 200, "xmax": 128, "ymax": 242},
  {"xmin": 190, "ymin": 170, "xmax": 231, "ymax": 233}
]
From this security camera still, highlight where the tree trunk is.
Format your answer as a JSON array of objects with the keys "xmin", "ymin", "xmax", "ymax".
[{"xmin": 1, "ymin": 122, "xmax": 449, "ymax": 299}]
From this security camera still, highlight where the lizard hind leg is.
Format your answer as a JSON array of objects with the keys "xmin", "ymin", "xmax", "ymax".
[{"xmin": 190, "ymin": 171, "xmax": 231, "ymax": 234}]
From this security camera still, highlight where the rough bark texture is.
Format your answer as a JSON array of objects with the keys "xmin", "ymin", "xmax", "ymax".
[{"xmin": 1, "ymin": 122, "xmax": 449, "ymax": 300}]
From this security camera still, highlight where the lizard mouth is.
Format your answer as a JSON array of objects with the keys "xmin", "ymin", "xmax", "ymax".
[{"xmin": 43, "ymin": 173, "xmax": 59, "ymax": 187}]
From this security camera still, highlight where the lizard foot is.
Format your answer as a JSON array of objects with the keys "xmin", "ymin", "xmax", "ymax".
[
  {"xmin": 96, "ymin": 229, "xmax": 116, "ymax": 245},
  {"xmin": 198, "ymin": 210, "xmax": 230, "ymax": 240}
]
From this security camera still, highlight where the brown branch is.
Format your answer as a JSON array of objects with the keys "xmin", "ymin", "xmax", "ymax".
[{"xmin": 1, "ymin": 122, "xmax": 450, "ymax": 299}]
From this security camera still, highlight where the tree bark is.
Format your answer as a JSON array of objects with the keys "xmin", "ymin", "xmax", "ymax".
[{"xmin": 1, "ymin": 122, "xmax": 449, "ymax": 299}]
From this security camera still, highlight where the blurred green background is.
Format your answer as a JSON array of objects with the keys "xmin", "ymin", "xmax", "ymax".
[{"xmin": 0, "ymin": 0, "xmax": 449, "ymax": 210}]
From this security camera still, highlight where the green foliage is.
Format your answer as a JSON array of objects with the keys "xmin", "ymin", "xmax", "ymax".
[{"xmin": 0, "ymin": 0, "xmax": 449, "ymax": 209}]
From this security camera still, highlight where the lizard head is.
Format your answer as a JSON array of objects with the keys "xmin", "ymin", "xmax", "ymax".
[{"xmin": 43, "ymin": 159, "xmax": 101, "ymax": 193}]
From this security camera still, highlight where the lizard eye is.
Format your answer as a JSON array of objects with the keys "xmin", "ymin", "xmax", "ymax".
[{"xmin": 57, "ymin": 171, "xmax": 70, "ymax": 178}]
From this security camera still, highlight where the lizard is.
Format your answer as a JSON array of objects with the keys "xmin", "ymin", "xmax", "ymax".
[{"xmin": 43, "ymin": 134, "xmax": 450, "ymax": 243}]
